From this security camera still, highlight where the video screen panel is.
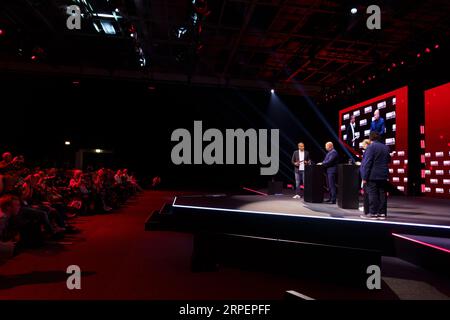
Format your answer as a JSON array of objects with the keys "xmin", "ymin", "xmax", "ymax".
[
  {"xmin": 423, "ymin": 82, "xmax": 450, "ymax": 198},
  {"xmin": 338, "ymin": 87, "xmax": 409, "ymax": 193}
]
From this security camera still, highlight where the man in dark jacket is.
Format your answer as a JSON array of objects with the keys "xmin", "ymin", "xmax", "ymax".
[
  {"xmin": 360, "ymin": 131, "xmax": 391, "ymax": 219},
  {"xmin": 319, "ymin": 142, "xmax": 339, "ymax": 204},
  {"xmin": 370, "ymin": 109, "xmax": 386, "ymax": 138},
  {"xmin": 291, "ymin": 142, "xmax": 311, "ymax": 198}
]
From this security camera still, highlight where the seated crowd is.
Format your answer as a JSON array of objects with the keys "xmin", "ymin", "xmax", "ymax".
[{"xmin": 0, "ymin": 151, "xmax": 142, "ymax": 260}]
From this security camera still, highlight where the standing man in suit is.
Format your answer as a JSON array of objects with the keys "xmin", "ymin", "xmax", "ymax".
[
  {"xmin": 318, "ymin": 142, "xmax": 339, "ymax": 204},
  {"xmin": 291, "ymin": 142, "xmax": 310, "ymax": 199},
  {"xmin": 370, "ymin": 109, "xmax": 385, "ymax": 138},
  {"xmin": 346, "ymin": 115, "xmax": 357, "ymax": 149},
  {"xmin": 360, "ymin": 131, "xmax": 391, "ymax": 219}
]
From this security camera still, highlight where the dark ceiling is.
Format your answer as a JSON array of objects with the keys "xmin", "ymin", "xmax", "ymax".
[{"xmin": 0, "ymin": 0, "xmax": 449, "ymax": 96}]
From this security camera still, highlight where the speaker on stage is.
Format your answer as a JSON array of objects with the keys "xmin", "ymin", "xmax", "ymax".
[
  {"xmin": 268, "ymin": 181, "xmax": 283, "ymax": 195},
  {"xmin": 304, "ymin": 164, "xmax": 324, "ymax": 203},
  {"xmin": 337, "ymin": 164, "xmax": 360, "ymax": 209}
]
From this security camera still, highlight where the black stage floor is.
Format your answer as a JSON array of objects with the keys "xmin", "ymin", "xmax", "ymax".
[
  {"xmin": 147, "ymin": 192, "xmax": 450, "ymax": 261},
  {"xmin": 173, "ymin": 194, "xmax": 450, "ymax": 229}
]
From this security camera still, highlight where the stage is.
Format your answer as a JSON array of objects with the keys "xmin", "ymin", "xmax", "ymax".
[
  {"xmin": 172, "ymin": 194, "xmax": 450, "ymax": 228},
  {"xmin": 146, "ymin": 192, "xmax": 450, "ymax": 276}
]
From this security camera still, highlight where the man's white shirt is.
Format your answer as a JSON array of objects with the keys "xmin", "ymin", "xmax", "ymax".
[
  {"xmin": 350, "ymin": 123, "xmax": 356, "ymax": 145},
  {"xmin": 299, "ymin": 150, "xmax": 305, "ymax": 171}
]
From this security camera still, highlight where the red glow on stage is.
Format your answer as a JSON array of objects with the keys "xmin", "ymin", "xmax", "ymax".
[
  {"xmin": 420, "ymin": 125, "xmax": 425, "ymax": 134},
  {"xmin": 392, "ymin": 233, "xmax": 450, "ymax": 254},
  {"xmin": 242, "ymin": 187, "xmax": 268, "ymax": 196},
  {"xmin": 392, "ymin": 63, "xmax": 397, "ymax": 68},
  {"xmin": 148, "ymin": 86, "xmax": 156, "ymax": 91},
  {"xmin": 417, "ymin": 53, "xmax": 421, "ymax": 58},
  {"xmin": 31, "ymin": 55, "xmax": 37, "ymax": 60},
  {"xmin": 425, "ymin": 48, "xmax": 431, "ymax": 53},
  {"xmin": 0, "ymin": 29, "xmax": 4, "ymax": 36},
  {"xmin": 434, "ymin": 44, "xmax": 440, "ymax": 49}
]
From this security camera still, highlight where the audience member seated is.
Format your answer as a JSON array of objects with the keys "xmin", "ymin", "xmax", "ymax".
[
  {"xmin": 0, "ymin": 195, "xmax": 21, "ymax": 260},
  {"xmin": 0, "ymin": 150, "xmax": 143, "ymax": 260}
]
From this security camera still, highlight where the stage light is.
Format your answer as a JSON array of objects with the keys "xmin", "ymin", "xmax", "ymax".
[
  {"xmin": 95, "ymin": 149, "xmax": 102, "ymax": 153},
  {"xmin": 417, "ymin": 53, "xmax": 421, "ymax": 58},
  {"xmin": 350, "ymin": 8, "xmax": 358, "ymax": 14},
  {"xmin": 65, "ymin": 141, "xmax": 71, "ymax": 146},
  {"xmin": 400, "ymin": 61, "xmax": 404, "ymax": 65},
  {"xmin": 434, "ymin": 44, "xmax": 439, "ymax": 49},
  {"xmin": 0, "ymin": 29, "xmax": 4, "ymax": 36},
  {"xmin": 31, "ymin": 55, "xmax": 37, "ymax": 60},
  {"xmin": 100, "ymin": 20, "xmax": 116, "ymax": 34},
  {"xmin": 115, "ymin": 8, "xmax": 120, "ymax": 13},
  {"xmin": 425, "ymin": 48, "xmax": 431, "ymax": 53},
  {"xmin": 94, "ymin": 13, "xmax": 122, "ymax": 19},
  {"xmin": 387, "ymin": 67, "xmax": 391, "ymax": 72},
  {"xmin": 176, "ymin": 27, "xmax": 188, "ymax": 38},
  {"xmin": 270, "ymin": 89, "xmax": 275, "ymax": 94},
  {"xmin": 93, "ymin": 22, "xmax": 101, "ymax": 33},
  {"xmin": 392, "ymin": 63, "xmax": 397, "ymax": 68}
]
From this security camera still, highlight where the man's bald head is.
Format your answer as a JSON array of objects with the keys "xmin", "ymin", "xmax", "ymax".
[
  {"xmin": 325, "ymin": 142, "xmax": 334, "ymax": 151},
  {"xmin": 374, "ymin": 109, "xmax": 380, "ymax": 120}
]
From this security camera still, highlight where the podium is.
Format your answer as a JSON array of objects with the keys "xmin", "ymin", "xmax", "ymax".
[
  {"xmin": 304, "ymin": 164, "xmax": 324, "ymax": 203},
  {"xmin": 337, "ymin": 164, "xmax": 360, "ymax": 209}
]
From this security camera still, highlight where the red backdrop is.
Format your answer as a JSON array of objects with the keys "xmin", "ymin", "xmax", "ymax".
[
  {"xmin": 423, "ymin": 82, "xmax": 450, "ymax": 198},
  {"xmin": 338, "ymin": 86, "xmax": 409, "ymax": 194}
]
